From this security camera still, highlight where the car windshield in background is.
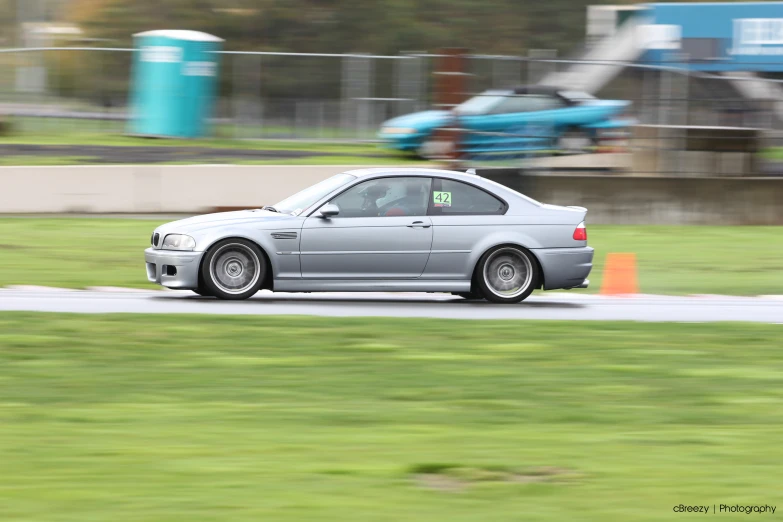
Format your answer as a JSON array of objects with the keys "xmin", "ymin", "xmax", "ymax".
[
  {"xmin": 274, "ymin": 173, "xmax": 356, "ymax": 215},
  {"xmin": 454, "ymin": 94, "xmax": 506, "ymax": 115}
]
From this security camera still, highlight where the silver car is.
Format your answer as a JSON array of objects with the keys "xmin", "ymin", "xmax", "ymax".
[{"xmin": 145, "ymin": 168, "xmax": 593, "ymax": 303}]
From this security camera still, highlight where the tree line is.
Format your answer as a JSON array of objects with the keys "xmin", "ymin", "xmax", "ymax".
[{"xmin": 69, "ymin": 0, "xmax": 608, "ymax": 56}]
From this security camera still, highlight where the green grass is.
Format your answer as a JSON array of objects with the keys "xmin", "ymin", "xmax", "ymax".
[
  {"xmin": 2, "ymin": 118, "xmax": 383, "ymax": 154},
  {"xmin": 0, "ymin": 155, "xmax": 418, "ymax": 166},
  {"xmin": 0, "ymin": 219, "xmax": 781, "ymax": 295},
  {"xmin": 1, "ymin": 314, "xmax": 782, "ymax": 521},
  {"xmin": 761, "ymin": 147, "xmax": 783, "ymax": 161},
  {"xmin": 0, "ymin": 218, "xmax": 158, "ymax": 289},
  {"xmin": 0, "ymin": 156, "xmax": 101, "ymax": 166},
  {"xmin": 587, "ymin": 226, "xmax": 783, "ymax": 295},
  {"xmin": 0, "ymin": 124, "xmax": 416, "ymax": 164},
  {"xmin": 0, "ymin": 133, "xmax": 368, "ymax": 152},
  {"xmin": 0, "ymin": 126, "xmax": 415, "ymax": 166},
  {"xmin": 6, "ymin": 115, "xmax": 380, "ymax": 142},
  {"xmin": 0, "ymin": 133, "xmax": 388, "ymax": 153},
  {"xmin": 4, "ymin": 115, "xmax": 128, "ymax": 137},
  {"xmin": 160, "ymin": 156, "xmax": 424, "ymax": 166}
]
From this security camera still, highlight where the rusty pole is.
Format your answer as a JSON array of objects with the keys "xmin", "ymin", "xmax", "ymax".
[{"xmin": 431, "ymin": 48, "xmax": 470, "ymax": 163}]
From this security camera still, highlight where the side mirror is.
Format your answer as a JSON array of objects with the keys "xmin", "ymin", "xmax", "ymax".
[{"xmin": 319, "ymin": 203, "xmax": 340, "ymax": 218}]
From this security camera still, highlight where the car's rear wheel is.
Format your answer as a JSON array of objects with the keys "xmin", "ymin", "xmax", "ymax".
[
  {"xmin": 476, "ymin": 246, "xmax": 539, "ymax": 304},
  {"xmin": 201, "ymin": 239, "xmax": 266, "ymax": 300},
  {"xmin": 557, "ymin": 129, "xmax": 594, "ymax": 154}
]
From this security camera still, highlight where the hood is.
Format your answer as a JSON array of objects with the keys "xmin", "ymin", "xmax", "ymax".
[
  {"xmin": 381, "ymin": 110, "xmax": 453, "ymax": 131},
  {"xmin": 160, "ymin": 209, "xmax": 295, "ymax": 234}
]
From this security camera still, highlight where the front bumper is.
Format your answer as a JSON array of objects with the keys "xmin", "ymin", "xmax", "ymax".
[
  {"xmin": 144, "ymin": 248, "xmax": 204, "ymax": 289},
  {"xmin": 377, "ymin": 132, "xmax": 423, "ymax": 151},
  {"xmin": 535, "ymin": 246, "xmax": 594, "ymax": 291}
]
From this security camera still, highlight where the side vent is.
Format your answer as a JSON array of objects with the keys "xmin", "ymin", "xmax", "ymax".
[{"xmin": 272, "ymin": 232, "xmax": 298, "ymax": 240}]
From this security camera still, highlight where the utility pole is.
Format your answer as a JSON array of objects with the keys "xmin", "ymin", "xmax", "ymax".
[
  {"xmin": 15, "ymin": 0, "xmax": 47, "ymax": 93},
  {"xmin": 17, "ymin": 0, "xmax": 26, "ymax": 46},
  {"xmin": 17, "ymin": 0, "xmax": 47, "ymax": 43}
]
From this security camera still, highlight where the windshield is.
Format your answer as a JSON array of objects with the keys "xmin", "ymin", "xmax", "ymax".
[
  {"xmin": 454, "ymin": 94, "xmax": 505, "ymax": 115},
  {"xmin": 274, "ymin": 173, "xmax": 356, "ymax": 215},
  {"xmin": 558, "ymin": 90, "xmax": 596, "ymax": 103}
]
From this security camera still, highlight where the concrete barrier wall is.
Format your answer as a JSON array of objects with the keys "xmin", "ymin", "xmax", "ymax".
[
  {"xmin": 1, "ymin": 165, "xmax": 782, "ymax": 224},
  {"xmin": 484, "ymin": 171, "xmax": 783, "ymax": 225},
  {"xmin": 0, "ymin": 165, "xmax": 354, "ymax": 214}
]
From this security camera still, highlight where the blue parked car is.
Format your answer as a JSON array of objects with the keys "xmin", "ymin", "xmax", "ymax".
[{"xmin": 379, "ymin": 86, "xmax": 633, "ymax": 157}]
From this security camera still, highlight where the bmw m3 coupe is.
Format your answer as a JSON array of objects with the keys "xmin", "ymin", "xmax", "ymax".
[{"xmin": 145, "ymin": 168, "xmax": 593, "ymax": 303}]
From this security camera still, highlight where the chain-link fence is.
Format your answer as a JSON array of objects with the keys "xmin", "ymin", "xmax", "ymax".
[
  {"xmin": 0, "ymin": 48, "xmax": 432, "ymax": 139},
  {"xmin": 0, "ymin": 47, "xmax": 781, "ymax": 175},
  {"xmin": 0, "ymin": 49, "xmax": 554, "ymax": 139},
  {"xmin": 2, "ymin": 48, "xmax": 782, "ymax": 132}
]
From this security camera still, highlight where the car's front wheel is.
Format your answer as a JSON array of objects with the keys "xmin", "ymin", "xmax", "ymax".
[
  {"xmin": 417, "ymin": 138, "xmax": 454, "ymax": 160},
  {"xmin": 201, "ymin": 239, "xmax": 266, "ymax": 300},
  {"xmin": 476, "ymin": 246, "xmax": 539, "ymax": 304}
]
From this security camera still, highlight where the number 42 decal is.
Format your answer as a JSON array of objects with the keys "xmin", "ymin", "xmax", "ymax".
[{"xmin": 433, "ymin": 191, "xmax": 451, "ymax": 207}]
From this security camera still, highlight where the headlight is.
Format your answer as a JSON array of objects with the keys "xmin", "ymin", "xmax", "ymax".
[
  {"xmin": 383, "ymin": 127, "xmax": 416, "ymax": 135},
  {"xmin": 161, "ymin": 234, "xmax": 196, "ymax": 251}
]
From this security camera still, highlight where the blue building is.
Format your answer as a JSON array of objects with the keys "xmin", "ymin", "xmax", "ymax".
[
  {"xmin": 640, "ymin": 2, "xmax": 783, "ymax": 71},
  {"xmin": 545, "ymin": 2, "xmax": 783, "ymax": 98}
]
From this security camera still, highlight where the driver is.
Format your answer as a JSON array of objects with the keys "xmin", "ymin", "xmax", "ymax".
[
  {"xmin": 383, "ymin": 181, "xmax": 426, "ymax": 216},
  {"xmin": 357, "ymin": 183, "xmax": 390, "ymax": 216}
]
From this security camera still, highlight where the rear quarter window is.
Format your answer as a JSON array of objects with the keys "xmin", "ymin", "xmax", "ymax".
[{"xmin": 430, "ymin": 179, "xmax": 506, "ymax": 215}]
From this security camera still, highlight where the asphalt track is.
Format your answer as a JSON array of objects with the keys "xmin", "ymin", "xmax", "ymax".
[{"xmin": 1, "ymin": 287, "xmax": 782, "ymax": 323}]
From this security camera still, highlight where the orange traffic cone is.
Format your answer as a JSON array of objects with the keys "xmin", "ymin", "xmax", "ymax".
[{"xmin": 600, "ymin": 253, "xmax": 639, "ymax": 296}]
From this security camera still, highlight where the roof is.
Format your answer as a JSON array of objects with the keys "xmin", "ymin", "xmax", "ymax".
[
  {"xmin": 133, "ymin": 30, "xmax": 224, "ymax": 42},
  {"xmin": 474, "ymin": 85, "xmax": 592, "ymax": 105},
  {"xmin": 344, "ymin": 167, "xmax": 468, "ymax": 178},
  {"xmin": 510, "ymin": 85, "xmax": 564, "ymax": 97}
]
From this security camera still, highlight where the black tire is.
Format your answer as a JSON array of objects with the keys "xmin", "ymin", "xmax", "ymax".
[
  {"xmin": 200, "ymin": 238, "xmax": 267, "ymax": 300},
  {"xmin": 417, "ymin": 138, "xmax": 453, "ymax": 160},
  {"xmin": 557, "ymin": 129, "xmax": 594, "ymax": 155},
  {"xmin": 475, "ymin": 246, "xmax": 539, "ymax": 304},
  {"xmin": 192, "ymin": 287, "xmax": 214, "ymax": 297},
  {"xmin": 453, "ymin": 291, "xmax": 484, "ymax": 300}
]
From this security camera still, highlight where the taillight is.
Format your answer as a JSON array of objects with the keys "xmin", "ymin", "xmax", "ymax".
[{"xmin": 573, "ymin": 221, "xmax": 587, "ymax": 241}]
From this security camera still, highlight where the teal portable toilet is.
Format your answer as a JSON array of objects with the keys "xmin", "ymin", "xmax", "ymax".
[{"xmin": 128, "ymin": 30, "xmax": 223, "ymax": 138}]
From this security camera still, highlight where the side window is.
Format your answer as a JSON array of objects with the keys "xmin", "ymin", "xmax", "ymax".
[
  {"xmin": 533, "ymin": 95, "xmax": 565, "ymax": 111},
  {"xmin": 492, "ymin": 94, "xmax": 564, "ymax": 114},
  {"xmin": 329, "ymin": 177, "xmax": 432, "ymax": 218},
  {"xmin": 430, "ymin": 179, "xmax": 505, "ymax": 215}
]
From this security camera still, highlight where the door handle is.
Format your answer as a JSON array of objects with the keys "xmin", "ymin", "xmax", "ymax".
[{"xmin": 407, "ymin": 221, "xmax": 431, "ymax": 228}]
